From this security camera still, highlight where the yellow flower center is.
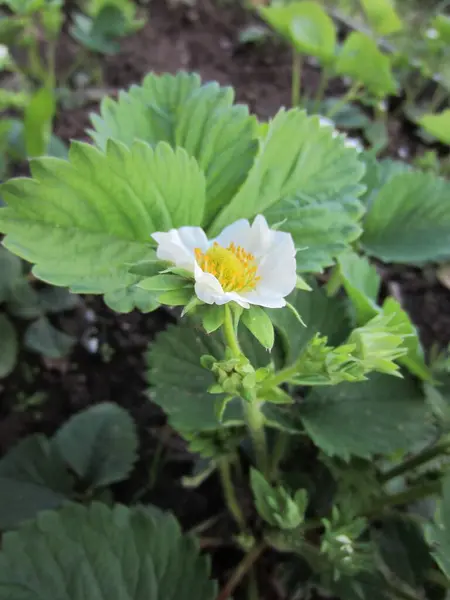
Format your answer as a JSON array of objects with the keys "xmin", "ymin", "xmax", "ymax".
[{"xmin": 195, "ymin": 242, "xmax": 260, "ymax": 292}]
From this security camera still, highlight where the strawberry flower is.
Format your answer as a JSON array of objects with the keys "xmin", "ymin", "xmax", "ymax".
[{"xmin": 152, "ymin": 215, "xmax": 297, "ymax": 309}]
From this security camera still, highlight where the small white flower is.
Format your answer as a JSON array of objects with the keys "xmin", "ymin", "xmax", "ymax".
[
  {"xmin": 344, "ymin": 137, "xmax": 364, "ymax": 152},
  {"xmin": 426, "ymin": 28, "xmax": 439, "ymax": 40},
  {"xmin": 152, "ymin": 215, "xmax": 297, "ymax": 309},
  {"xmin": 0, "ymin": 45, "xmax": 9, "ymax": 63}
]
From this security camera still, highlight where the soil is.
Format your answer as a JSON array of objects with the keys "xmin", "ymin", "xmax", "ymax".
[{"xmin": 2, "ymin": 0, "xmax": 450, "ymax": 597}]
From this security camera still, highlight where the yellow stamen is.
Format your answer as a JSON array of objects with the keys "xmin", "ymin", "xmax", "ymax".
[{"xmin": 195, "ymin": 242, "xmax": 260, "ymax": 292}]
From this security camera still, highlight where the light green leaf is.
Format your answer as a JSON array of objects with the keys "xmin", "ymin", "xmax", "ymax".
[
  {"xmin": 0, "ymin": 140, "xmax": 205, "ymax": 305},
  {"xmin": 138, "ymin": 274, "xmax": 190, "ymax": 292},
  {"xmin": 268, "ymin": 285, "xmax": 351, "ymax": 367},
  {"xmin": 301, "ymin": 373, "xmax": 435, "ymax": 459},
  {"xmin": 24, "ymin": 317, "xmax": 75, "ymax": 358},
  {"xmin": 24, "ymin": 86, "xmax": 55, "ymax": 157},
  {"xmin": 0, "ymin": 314, "xmax": 18, "ymax": 378},
  {"xmin": 360, "ymin": 0, "xmax": 403, "ymax": 36},
  {"xmin": 0, "ymin": 246, "xmax": 22, "ymax": 302},
  {"xmin": 336, "ymin": 32, "xmax": 397, "ymax": 97},
  {"xmin": 89, "ymin": 72, "xmax": 258, "ymax": 226},
  {"xmin": 211, "ymin": 110, "xmax": 365, "ymax": 238},
  {"xmin": 259, "ymin": 1, "xmax": 336, "ymax": 63},
  {"xmin": 147, "ymin": 319, "xmax": 269, "ymax": 434},
  {"xmin": 381, "ymin": 297, "xmax": 432, "ymax": 382},
  {"xmin": 419, "ymin": 110, "xmax": 450, "ymax": 146},
  {"xmin": 54, "ymin": 403, "xmax": 138, "ymax": 488},
  {"xmin": 0, "ymin": 434, "xmax": 72, "ymax": 529},
  {"xmin": 104, "ymin": 285, "xmax": 160, "ymax": 313},
  {"xmin": 426, "ymin": 474, "xmax": 450, "ymax": 578},
  {"xmin": 361, "ymin": 171, "xmax": 450, "ymax": 264},
  {"xmin": 0, "ymin": 503, "xmax": 218, "ymax": 600},
  {"xmin": 242, "ymin": 306, "xmax": 274, "ymax": 350},
  {"xmin": 201, "ymin": 305, "xmax": 225, "ymax": 333},
  {"xmin": 338, "ymin": 251, "xmax": 380, "ymax": 325}
]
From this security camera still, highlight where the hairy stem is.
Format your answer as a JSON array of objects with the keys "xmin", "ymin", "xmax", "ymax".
[
  {"xmin": 218, "ymin": 457, "xmax": 247, "ymax": 531},
  {"xmin": 223, "ymin": 304, "xmax": 242, "ymax": 357},
  {"xmin": 380, "ymin": 436, "xmax": 450, "ymax": 483}
]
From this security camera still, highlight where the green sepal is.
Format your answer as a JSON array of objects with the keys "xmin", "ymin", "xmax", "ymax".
[
  {"xmin": 158, "ymin": 288, "xmax": 195, "ymax": 306},
  {"xmin": 202, "ymin": 305, "xmax": 225, "ymax": 333},
  {"xmin": 241, "ymin": 306, "xmax": 275, "ymax": 350},
  {"xmin": 296, "ymin": 275, "xmax": 313, "ymax": 291},
  {"xmin": 285, "ymin": 301, "xmax": 307, "ymax": 327},
  {"xmin": 137, "ymin": 274, "xmax": 189, "ymax": 292},
  {"xmin": 214, "ymin": 395, "xmax": 234, "ymax": 423},
  {"xmin": 181, "ymin": 297, "xmax": 202, "ymax": 317}
]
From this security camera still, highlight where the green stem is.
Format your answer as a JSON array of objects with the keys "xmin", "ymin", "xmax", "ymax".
[
  {"xmin": 216, "ymin": 542, "xmax": 266, "ymax": 600},
  {"xmin": 291, "ymin": 51, "xmax": 302, "ymax": 108},
  {"xmin": 258, "ymin": 363, "xmax": 299, "ymax": 395},
  {"xmin": 244, "ymin": 399, "xmax": 269, "ymax": 478},
  {"xmin": 326, "ymin": 81, "xmax": 361, "ymax": 119},
  {"xmin": 368, "ymin": 480, "xmax": 441, "ymax": 517},
  {"xmin": 380, "ymin": 437, "xmax": 450, "ymax": 483},
  {"xmin": 269, "ymin": 430, "xmax": 289, "ymax": 481},
  {"xmin": 218, "ymin": 457, "xmax": 247, "ymax": 531},
  {"xmin": 313, "ymin": 67, "xmax": 330, "ymax": 113},
  {"xmin": 223, "ymin": 304, "xmax": 242, "ymax": 357}
]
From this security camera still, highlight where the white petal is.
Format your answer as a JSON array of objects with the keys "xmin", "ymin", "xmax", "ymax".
[
  {"xmin": 242, "ymin": 290, "xmax": 286, "ymax": 308},
  {"xmin": 255, "ymin": 228, "xmax": 297, "ymax": 297},
  {"xmin": 214, "ymin": 219, "xmax": 250, "ymax": 248},
  {"xmin": 152, "ymin": 227, "xmax": 208, "ymax": 272},
  {"xmin": 194, "ymin": 264, "xmax": 250, "ymax": 308}
]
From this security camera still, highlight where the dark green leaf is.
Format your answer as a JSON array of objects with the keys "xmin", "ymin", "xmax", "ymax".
[
  {"xmin": 425, "ymin": 474, "xmax": 450, "ymax": 578},
  {"xmin": 0, "ymin": 314, "xmax": 18, "ymax": 378},
  {"xmin": 0, "ymin": 246, "xmax": 22, "ymax": 303},
  {"xmin": 24, "ymin": 317, "xmax": 75, "ymax": 358}
]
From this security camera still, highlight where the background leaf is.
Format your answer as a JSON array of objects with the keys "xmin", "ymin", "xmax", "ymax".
[
  {"xmin": 338, "ymin": 251, "xmax": 380, "ymax": 325},
  {"xmin": 336, "ymin": 32, "xmax": 397, "ymax": 97},
  {"xmin": 300, "ymin": 373, "xmax": 435, "ymax": 459},
  {"xmin": 24, "ymin": 86, "xmax": 55, "ymax": 157},
  {"xmin": 0, "ymin": 313, "xmax": 18, "ymax": 378},
  {"xmin": 425, "ymin": 474, "xmax": 450, "ymax": 578},
  {"xmin": 0, "ymin": 434, "xmax": 72, "ymax": 529},
  {"xmin": 361, "ymin": 171, "xmax": 450, "ymax": 264},
  {"xmin": 0, "ymin": 246, "xmax": 22, "ymax": 302},
  {"xmin": 54, "ymin": 403, "xmax": 138, "ymax": 488},
  {"xmin": 0, "ymin": 503, "xmax": 218, "ymax": 600},
  {"xmin": 419, "ymin": 110, "xmax": 450, "ymax": 145},
  {"xmin": 24, "ymin": 317, "xmax": 75, "ymax": 358},
  {"xmin": 359, "ymin": 0, "xmax": 403, "ymax": 36}
]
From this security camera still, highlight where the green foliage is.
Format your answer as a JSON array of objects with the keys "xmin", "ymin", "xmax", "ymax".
[
  {"xmin": 337, "ymin": 251, "xmax": 380, "ymax": 325},
  {"xmin": 359, "ymin": 0, "xmax": 403, "ymax": 37},
  {"xmin": 259, "ymin": 1, "xmax": 336, "ymax": 63},
  {"xmin": 54, "ymin": 403, "xmax": 138, "ymax": 488},
  {"xmin": 419, "ymin": 110, "xmax": 450, "ymax": 145},
  {"xmin": 0, "ymin": 434, "xmax": 72, "ymax": 529},
  {"xmin": 336, "ymin": 32, "xmax": 397, "ymax": 97},
  {"xmin": 0, "ymin": 313, "xmax": 18, "ymax": 378},
  {"xmin": 425, "ymin": 474, "xmax": 450, "ymax": 578},
  {"xmin": 0, "ymin": 503, "xmax": 218, "ymax": 600},
  {"xmin": 301, "ymin": 373, "xmax": 434, "ymax": 459},
  {"xmin": 250, "ymin": 468, "xmax": 308, "ymax": 530},
  {"xmin": 24, "ymin": 316, "xmax": 75, "ymax": 358},
  {"xmin": 361, "ymin": 171, "xmax": 450, "ymax": 264},
  {"xmin": 241, "ymin": 305, "xmax": 275, "ymax": 350},
  {"xmin": 24, "ymin": 86, "xmax": 55, "ymax": 157}
]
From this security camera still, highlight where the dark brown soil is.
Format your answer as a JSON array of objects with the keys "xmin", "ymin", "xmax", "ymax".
[{"xmin": 2, "ymin": 0, "xmax": 450, "ymax": 597}]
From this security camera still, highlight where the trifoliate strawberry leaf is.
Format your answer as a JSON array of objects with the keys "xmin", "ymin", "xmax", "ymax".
[
  {"xmin": 0, "ymin": 140, "xmax": 205, "ymax": 306},
  {"xmin": 89, "ymin": 71, "xmax": 259, "ymax": 226},
  {"xmin": 210, "ymin": 110, "xmax": 365, "ymax": 237},
  {"xmin": 54, "ymin": 403, "xmax": 138, "ymax": 488},
  {"xmin": 0, "ymin": 503, "xmax": 218, "ymax": 600},
  {"xmin": 259, "ymin": 1, "xmax": 336, "ymax": 64},
  {"xmin": 425, "ymin": 474, "xmax": 450, "ymax": 578},
  {"xmin": 268, "ymin": 285, "xmax": 351, "ymax": 367},
  {"xmin": 0, "ymin": 434, "xmax": 72, "ymax": 529},
  {"xmin": 337, "ymin": 251, "xmax": 380, "ymax": 325},
  {"xmin": 336, "ymin": 32, "xmax": 397, "ymax": 97},
  {"xmin": 147, "ymin": 319, "xmax": 270, "ymax": 434},
  {"xmin": 361, "ymin": 171, "xmax": 450, "ymax": 264},
  {"xmin": 301, "ymin": 373, "xmax": 435, "ymax": 460}
]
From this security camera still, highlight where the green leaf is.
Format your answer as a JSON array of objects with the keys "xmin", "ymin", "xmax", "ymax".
[
  {"xmin": 381, "ymin": 297, "xmax": 432, "ymax": 382},
  {"xmin": 201, "ymin": 305, "xmax": 225, "ymax": 333},
  {"xmin": 338, "ymin": 251, "xmax": 380, "ymax": 325},
  {"xmin": 104, "ymin": 284, "xmax": 160, "ymax": 313},
  {"xmin": 301, "ymin": 373, "xmax": 435, "ymax": 459},
  {"xmin": 24, "ymin": 86, "xmax": 55, "ymax": 157},
  {"xmin": 38, "ymin": 286, "xmax": 79, "ymax": 314},
  {"xmin": 0, "ymin": 246, "xmax": 22, "ymax": 302},
  {"xmin": 24, "ymin": 317, "xmax": 75, "ymax": 358},
  {"xmin": 259, "ymin": 1, "xmax": 336, "ymax": 63},
  {"xmin": 138, "ymin": 274, "xmax": 190, "ymax": 292},
  {"xmin": 268, "ymin": 285, "xmax": 351, "ymax": 367},
  {"xmin": 0, "ymin": 503, "xmax": 218, "ymax": 600},
  {"xmin": 361, "ymin": 171, "xmax": 450, "ymax": 264},
  {"xmin": 211, "ymin": 110, "xmax": 365, "ymax": 241},
  {"xmin": 336, "ymin": 32, "xmax": 397, "ymax": 97},
  {"xmin": 241, "ymin": 306, "xmax": 274, "ymax": 350},
  {"xmin": 0, "ymin": 314, "xmax": 18, "ymax": 378},
  {"xmin": 54, "ymin": 402, "xmax": 138, "ymax": 488},
  {"xmin": 0, "ymin": 140, "xmax": 205, "ymax": 305},
  {"xmin": 147, "ymin": 319, "xmax": 269, "ymax": 434},
  {"xmin": 89, "ymin": 72, "xmax": 258, "ymax": 225},
  {"xmin": 425, "ymin": 475, "xmax": 450, "ymax": 578},
  {"xmin": 419, "ymin": 110, "xmax": 450, "ymax": 145},
  {"xmin": 360, "ymin": 0, "xmax": 403, "ymax": 36},
  {"xmin": 0, "ymin": 434, "xmax": 72, "ymax": 529}
]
